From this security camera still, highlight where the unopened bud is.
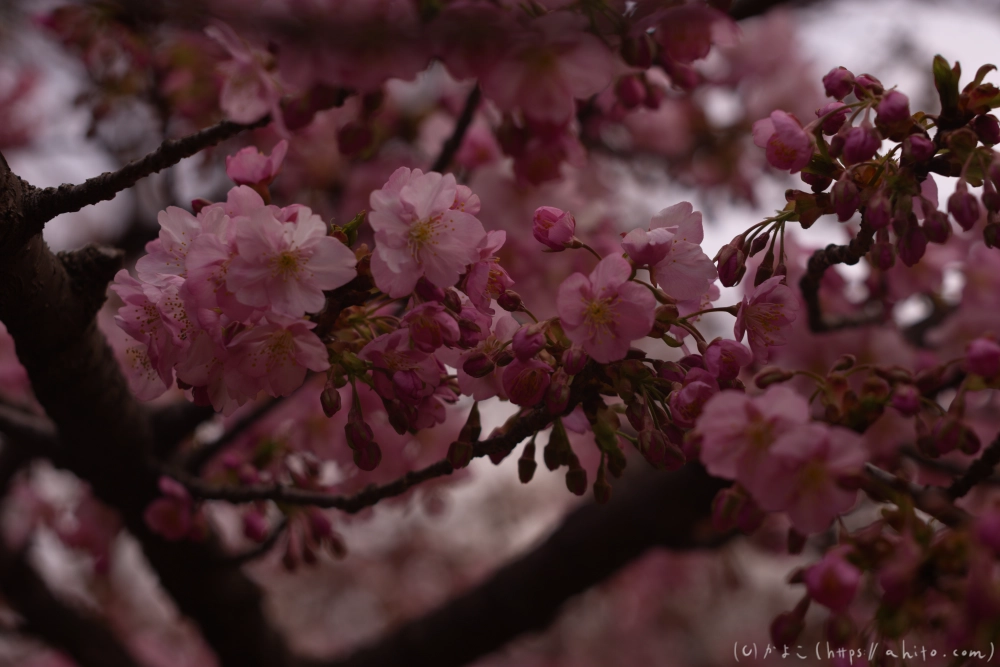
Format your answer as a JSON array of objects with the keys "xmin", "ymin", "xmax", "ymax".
[
  {"xmin": 497, "ymin": 290, "xmax": 523, "ymax": 312},
  {"xmin": 518, "ymin": 442, "xmax": 537, "ymax": 484},
  {"xmin": 353, "ymin": 441, "xmax": 382, "ymax": 471},
  {"xmin": 447, "ymin": 440, "xmax": 474, "ymax": 469},
  {"xmin": 320, "ymin": 385, "xmax": 342, "ymax": 418},
  {"xmin": 463, "ymin": 351, "xmax": 495, "ymax": 378},
  {"xmin": 565, "ymin": 464, "xmax": 587, "ymax": 496}
]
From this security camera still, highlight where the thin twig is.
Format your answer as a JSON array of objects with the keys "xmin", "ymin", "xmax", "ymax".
[
  {"xmin": 219, "ymin": 518, "xmax": 289, "ymax": 567},
  {"xmin": 183, "ymin": 396, "xmax": 284, "ymax": 474},
  {"xmin": 862, "ymin": 463, "xmax": 970, "ymax": 527},
  {"xmin": 25, "ymin": 116, "xmax": 269, "ymax": 230},
  {"xmin": 430, "ymin": 85, "xmax": 481, "ymax": 174},
  {"xmin": 798, "ymin": 222, "xmax": 879, "ymax": 333}
]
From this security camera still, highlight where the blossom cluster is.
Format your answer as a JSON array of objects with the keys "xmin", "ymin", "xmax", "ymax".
[{"xmin": 112, "ymin": 149, "xmax": 356, "ymax": 412}]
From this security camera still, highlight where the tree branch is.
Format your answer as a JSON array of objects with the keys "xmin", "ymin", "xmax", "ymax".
[
  {"xmin": 0, "ymin": 542, "xmax": 144, "ymax": 667},
  {"xmin": 183, "ymin": 396, "xmax": 284, "ymax": 474},
  {"xmin": 22, "ymin": 117, "xmax": 268, "ymax": 234},
  {"xmin": 947, "ymin": 431, "xmax": 1000, "ymax": 501},
  {"xmin": 305, "ymin": 465, "xmax": 729, "ymax": 667},
  {"xmin": 176, "ymin": 401, "xmax": 563, "ymax": 514},
  {"xmin": 798, "ymin": 222, "xmax": 878, "ymax": 333},
  {"xmin": 862, "ymin": 464, "xmax": 970, "ymax": 527},
  {"xmin": 0, "ymin": 153, "xmax": 300, "ymax": 667},
  {"xmin": 430, "ymin": 85, "xmax": 481, "ymax": 174}
]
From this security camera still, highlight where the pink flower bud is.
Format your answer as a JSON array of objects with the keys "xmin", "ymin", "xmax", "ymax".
[
  {"xmin": 518, "ymin": 443, "xmax": 537, "ymax": 483},
  {"xmin": 974, "ymin": 114, "xmax": 1000, "ymax": 145},
  {"xmin": 621, "ymin": 33, "xmax": 656, "ymax": 69},
  {"xmin": 565, "ymin": 465, "xmax": 587, "ymax": 496},
  {"xmin": 414, "ymin": 277, "xmax": 446, "ymax": 302},
  {"xmin": 512, "ymin": 324, "xmax": 546, "ymax": 361},
  {"xmin": 966, "ymin": 337, "xmax": 1000, "ymax": 378},
  {"xmin": 226, "ymin": 140, "xmax": 288, "ymax": 187},
  {"xmin": 562, "ymin": 346, "xmax": 588, "ymax": 375},
  {"xmin": 976, "ymin": 511, "xmax": 1000, "ymax": 556},
  {"xmin": 191, "ymin": 197, "xmax": 212, "ymax": 214},
  {"xmin": 842, "ymin": 126, "xmax": 880, "ymax": 165},
  {"xmin": 923, "ymin": 210, "xmax": 951, "ymax": 244},
  {"xmin": 353, "ymin": 440, "xmax": 382, "ymax": 471},
  {"xmin": 754, "ymin": 110, "xmax": 813, "ymax": 173},
  {"xmin": 865, "ymin": 188, "xmax": 893, "ymax": 229},
  {"xmin": 532, "ymin": 206, "xmax": 576, "ymax": 251},
  {"xmin": 616, "ymin": 75, "xmax": 646, "ymax": 109},
  {"xmin": 320, "ymin": 384, "xmax": 342, "ymax": 418},
  {"xmin": 771, "ymin": 611, "xmax": 806, "ymax": 648},
  {"xmin": 668, "ymin": 369, "xmax": 718, "ymax": 428},
  {"xmin": 803, "ymin": 548, "xmax": 861, "ymax": 613},
  {"xmin": 823, "ymin": 66, "xmax": 855, "ymax": 100},
  {"xmin": 870, "ymin": 241, "xmax": 895, "ymax": 271},
  {"xmin": 816, "ymin": 101, "xmax": 850, "ymax": 135},
  {"xmin": 447, "ymin": 440, "xmax": 473, "ymax": 468},
  {"xmin": 832, "ymin": 176, "xmax": 860, "ymax": 221},
  {"xmin": 949, "ymin": 187, "xmax": 981, "ymax": 230},
  {"xmin": 502, "ymin": 358, "xmax": 552, "ymax": 406},
  {"xmin": 904, "ymin": 135, "xmax": 935, "ymax": 162},
  {"xmin": 716, "ymin": 244, "xmax": 746, "ymax": 287},
  {"xmin": 896, "ymin": 223, "xmax": 927, "ymax": 267},
  {"xmin": 243, "ymin": 510, "xmax": 269, "ymax": 543},
  {"xmin": 889, "ymin": 384, "xmax": 920, "ymax": 416},
  {"xmin": 497, "ymin": 290, "xmax": 523, "ymax": 312},
  {"xmin": 853, "ymin": 73, "xmax": 883, "ymax": 97},
  {"xmin": 876, "ymin": 91, "xmax": 910, "ymax": 124}
]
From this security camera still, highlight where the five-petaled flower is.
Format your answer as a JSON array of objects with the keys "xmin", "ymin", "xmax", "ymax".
[{"xmin": 556, "ymin": 255, "xmax": 656, "ymax": 363}]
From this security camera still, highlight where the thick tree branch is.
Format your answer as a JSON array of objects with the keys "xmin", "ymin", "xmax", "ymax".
[
  {"xmin": 305, "ymin": 465, "xmax": 729, "ymax": 667},
  {"xmin": 22, "ymin": 117, "xmax": 268, "ymax": 235},
  {"xmin": 430, "ymin": 85, "xmax": 481, "ymax": 174},
  {"xmin": 0, "ymin": 153, "xmax": 299, "ymax": 667},
  {"xmin": 0, "ymin": 542, "xmax": 144, "ymax": 667}
]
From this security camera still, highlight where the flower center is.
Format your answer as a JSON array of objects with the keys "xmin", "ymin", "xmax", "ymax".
[
  {"xmin": 408, "ymin": 216, "xmax": 441, "ymax": 257},
  {"xmin": 270, "ymin": 250, "xmax": 304, "ymax": 281}
]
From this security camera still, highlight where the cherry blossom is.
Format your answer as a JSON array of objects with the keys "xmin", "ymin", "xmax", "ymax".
[
  {"xmin": 752, "ymin": 110, "xmax": 814, "ymax": 173},
  {"xmin": 369, "ymin": 167, "xmax": 487, "ymax": 298},
  {"xmin": 226, "ymin": 205, "xmax": 357, "ymax": 318},
  {"xmin": 226, "ymin": 140, "xmax": 289, "ymax": 187},
  {"xmin": 556, "ymin": 255, "xmax": 656, "ymax": 363},
  {"xmin": 734, "ymin": 276, "xmax": 799, "ymax": 362}
]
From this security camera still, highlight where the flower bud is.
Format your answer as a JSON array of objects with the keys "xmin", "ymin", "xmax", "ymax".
[
  {"xmin": 866, "ymin": 188, "xmax": 893, "ymax": 229},
  {"xmin": 593, "ymin": 463, "xmax": 612, "ymax": 504},
  {"xmin": 816, "ymin": 101, "xmax": 849, "ymax": 135},
  {"xmin": 545, "ymin": 369, "xmax": 571, "ymax": 415},
  {"xmin": 853, "ymin": 73, "xmax": 883, "ymax": 97},
  {"xmin": 903, "ymin": 134, "xmax": 935, "ymax": 162},
  {"xmin": 497, "ymin": 290, "xmax": 523, "ymax": 312},
  {"xmin": 414, "ymin": 277, "xmax": 446, "ymax": 302},
  {"xmin": 243, "ymin": 509, "xmax": 269, "ymax": 543},
  {"xmin": 803, "ymin": 548, "xmax": 861, "ymax": 613},
  {"xmin": 512, "ymin": 324, "xmax": 546, "ymax": 361},
  {"xmin": 923, "ymin": 210, "xmax": 951, "ymax": 244},
  {"xmin": 974, "ymin": 113, "xmax": 1000, "ymax": 145},
  {"xmin": 966, "ymin": 337, "xmax": 1000, "ymax": 378},
  {"xmin": 320, "ymin": 384, "xmax": 342, "ymax": 418},
  {"xmin": 532, "ymin": 206, "xmax": 576, "ymax": 251},
  {"xmin": 842, "ymin": 125, "xmax": 880, "ymax": 165},
  {"xmin": 876, "ymin": 90, "xmax": 910, "ymax": 125},
  {"xmin": 896, "ymin": 223, "xmax": 927, "ymax": 267},
  {"xmin": 832, "ymin": 176, "xmax": 860, "ymax": 221},
  {"xmin": 502, "ymin": 358, "xmax": 552, "ymax": 406},
  {"xmin": 616, "ymin": 75, "xmax": 646, "ymax": 109},
  {"xmin": 823, "ymin": 66, "xmax": 855, "ymax": 100},
  {"xmin": 565, "ymin": 464, "xmax": 587, "ymax": 496},
  {"xmin": 949, "ymin": 186, "xmax": 981, "ymax": 230},
  {"xmin": 621, "ymin": 32, "xmax": 656, "ymax": 69},
  {"xmin": 986, "ymin": 223, "xmax": 1000, "ymax": 248},
  {"xmin": 191, "ymin": 197, "xmax": 212, "ymax": 214},
  {"xmin": 562, "ymin": 346, "xmax": 588, "ymax": 375},
  {"xmin": 716, "ymin": 244, "xmax": 746, "ymax": 287},
  {"xmin": 353, "ymin": 441, "xmax": 382, "ymax": 471}
]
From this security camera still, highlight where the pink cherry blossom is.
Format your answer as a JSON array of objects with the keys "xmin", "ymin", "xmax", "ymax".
[
  {"xmin": 206, "ymin": 23, "xmax": 282, "ymax": 126},
  {"xmin": 646, "ymin": 202, "xmax": 718, "ymax": 300},
  {"xmin": 734, "ymin": 276, "xmax": 799, "ymax": 362},
  {"xmin": 452, "ymin": 314, "xmax": 520, "ymax": 401},
  {"xmin": 226, "ymin": 205, "xmax": 357, "ymax": 318},
  {"xmin": 695, "ymin": 386, "xmax": 810, "ymax": 485},
  {"xmin": 751, "ymin": 422, "xmax": 866, "ymax": 534},
  {"xmin": 703, "ymin": 339, "xmax": 753, "ymax": 381},
  {"xmin": 502, "ymin": 357, "xmax": 552, "ymax": 407},
  {"xmin": 369, "ymin": 167, "xmax": 487, "ymax": 298},
  {"xmin": 668, "ymin": 368, "xmax": 719, "ymax": 428},
  {"xmin": 135, "ymin": 207, "xmax": 202, "ymax": 284},
  {"xmin": 227, "ymin": 317, "xmax": 331, "ymax": 398},
  {"xmin": 463, "ymin": 230, "xmax": 514, "ymax": 315},
  {"xmin": 557, "ymin": 255, "xmax": 656, "ymax": 363},
  {"xmin": 144, "ymin": 477, "xmax": 198, "ymax": 541},
  {"xmin": 226, "ymin": 140, "xmax": 289, "ymax": 187},
  {"xmin": 621, "ymin": 226, "xmax": 675, "ymax": 267},
  {"xmin": 403, "ymin": 302, "xmax": 460, "ymax": 353},
  {"xmin": 752, "ymin": 110, "xmax": 813, "ymax": 173},
  {"xmin": 478, "ymin": 12, "xmax": 614, "ymax": 124}
]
